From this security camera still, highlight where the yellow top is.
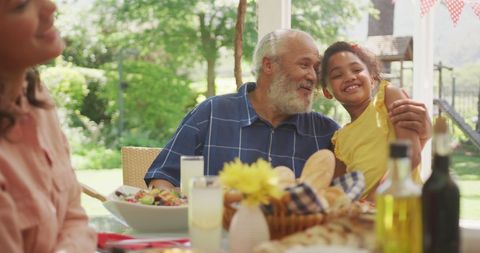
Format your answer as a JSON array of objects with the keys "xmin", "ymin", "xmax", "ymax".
[{"xmin": 332, "ymin": 80, "xmax": 395, "ymax": 198}]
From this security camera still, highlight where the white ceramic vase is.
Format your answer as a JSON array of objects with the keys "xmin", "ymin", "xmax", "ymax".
[{"xmin": 228, "ymin": 202, "xmax": 270, "ymax": 253}]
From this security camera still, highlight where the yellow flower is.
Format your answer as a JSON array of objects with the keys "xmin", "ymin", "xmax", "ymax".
[{"xmin": 219, "ymin": 158, "xmax": 282, "ymax": 206}]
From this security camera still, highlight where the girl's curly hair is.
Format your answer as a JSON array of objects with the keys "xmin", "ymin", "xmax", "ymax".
[{"xmin": 319, "ymin": 41, "xmax": 382, "ymax": 88}]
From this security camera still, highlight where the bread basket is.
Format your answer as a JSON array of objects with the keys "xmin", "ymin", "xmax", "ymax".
[{"xmin": 222, "ymin": 193, "xmax": 325, "ymax": 240}]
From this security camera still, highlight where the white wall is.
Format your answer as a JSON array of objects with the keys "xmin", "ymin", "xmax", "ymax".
[{"xmin": 257, "ymin": 0, "xmax": 291, "ymax": 40}]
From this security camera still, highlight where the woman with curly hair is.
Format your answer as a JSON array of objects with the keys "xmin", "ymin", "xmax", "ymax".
[{"xmin": 0, "ymin": 0, "xmax": 96, "ymax": 252}]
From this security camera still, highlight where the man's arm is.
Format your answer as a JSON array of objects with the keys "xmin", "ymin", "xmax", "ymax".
[
  {"xmin": 144, "ymin": 125, "xmax": 204, "ymax": 187},
  {"xmin": 388, "ymin": 98, "xmax": 432, "ymax": 149},
  {"xmin": 385, "ymin": 86, "xmax": 422, "ymax": 168},
  {"xmin": 144, "ymin": 102, "xmax": 209, "ymax": 188},
  {"xmin": 149, "ymin": 179, "xmax": 175, "ymax": 189}
]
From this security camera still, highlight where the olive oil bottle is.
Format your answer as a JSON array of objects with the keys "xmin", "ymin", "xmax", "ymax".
[
  {"xmin": 422, "ymin": 116, "xmax": 460, "ymax": 253},
  {"xmin": 375, "ymin": 141, "xmax": 423, "ymax": 253}
]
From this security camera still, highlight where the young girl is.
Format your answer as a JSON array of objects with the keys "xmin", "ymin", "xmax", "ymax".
[
  {"xmin": 319, "ymin": 41, "xmax": 422, "ymax": 200},
  {"xmin": 0, "ymin": 0, "xmax": 96, "ymax": 252}
]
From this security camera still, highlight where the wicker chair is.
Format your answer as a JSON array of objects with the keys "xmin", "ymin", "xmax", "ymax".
[
  {"xmin": 80, "ymin": 146, "xmax": 162, "ymax": 201},
  {"xmin": 121, "ymin": 146, "xmax": 162, "ymax": 189}
]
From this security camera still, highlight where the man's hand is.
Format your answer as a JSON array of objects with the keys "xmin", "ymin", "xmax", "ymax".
[
  {"xmin": 148, "ymin": 179, "xmax": 175, "ymax": 190},
  {"xmin": 388, "ymin": 98, "xmax": 432, "ymax": 148}
]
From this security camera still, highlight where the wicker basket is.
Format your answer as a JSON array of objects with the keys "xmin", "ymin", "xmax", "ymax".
[{"xmin": 222, "ymin": 194, "xmax": 325, "ymax": 240}]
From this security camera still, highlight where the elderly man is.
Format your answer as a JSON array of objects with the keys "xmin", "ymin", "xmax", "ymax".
[{"xmin": 145, "ymin": 29, "xmax": 431, "ymax": 189}]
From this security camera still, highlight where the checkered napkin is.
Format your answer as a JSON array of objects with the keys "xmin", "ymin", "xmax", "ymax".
[{"xmin": 285, "ymin": 171, "xmax": 365, "ymax": 215}]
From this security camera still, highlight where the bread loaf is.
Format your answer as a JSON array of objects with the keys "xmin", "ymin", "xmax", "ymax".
[
  {"xmin": 299, "ymin": 149, "xmax": 335, "ymax": 194},
  {"xmin": 322, "ymin": 186, "xmax": 351, "ymax": 212},
  {"xmin": 274, "ymin": 166, "xmax": 296, "ymax": 189}
]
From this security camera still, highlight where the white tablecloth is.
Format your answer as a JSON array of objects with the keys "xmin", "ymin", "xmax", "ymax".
[{"xmin": 461, "ymin": 219, "xmax": 480, "ymax": 253}]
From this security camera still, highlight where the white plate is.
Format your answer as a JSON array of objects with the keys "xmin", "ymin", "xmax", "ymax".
[
  {"xmin": 286, "ymin": 245, "xmax": 371, "ymax": 253},
  {"xmin": 103, "ymin": 185, "xmax": 188, "ymax": 232}
]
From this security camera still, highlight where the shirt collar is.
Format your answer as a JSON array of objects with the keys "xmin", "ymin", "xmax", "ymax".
[
  {"xmin": 238, "ymin": 82, "xmax": 306, "ymax": 135},
  {"xmin": 238, "ymin": 82, "xmax": 259, "ymax": 127}
]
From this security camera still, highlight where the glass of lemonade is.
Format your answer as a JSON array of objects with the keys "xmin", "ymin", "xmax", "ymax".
[
  {"xmin": 188, "ymin": 176, "xmax": 223, "ymax": 253},
  {"xmin": 180, "ymin": 156, "xmax": 204, "ymax": 197}
]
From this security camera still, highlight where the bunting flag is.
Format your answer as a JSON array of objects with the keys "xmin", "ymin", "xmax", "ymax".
[
  {"xmin": 392, "ymin": 0, "xmax": 480, "ymax": 24},
  {"xmin": 445, "ymin": 0, "xmax": 465, "ymax": 25},
  {"xmin": 420, "ymin": 0, "xmax": 437, "ymax": 16},
  {"xmin": 472, "ymin": 2, "xmax": 480, "ymax": 19},
  {"xmin": 403, "ymin": 0, "xmax": 480, "ymax": 24}
]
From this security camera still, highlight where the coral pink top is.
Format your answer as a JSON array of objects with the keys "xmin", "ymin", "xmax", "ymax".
[{"xmin": 0, "ymin": 85, "xmax": 96, "ymax": 253}]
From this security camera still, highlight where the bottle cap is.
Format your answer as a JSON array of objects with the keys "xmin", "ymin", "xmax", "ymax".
[
  {"xmin": 434, "ymin": 116, "xmax": 448, "ymax": 134},
  {"xmin": 433, "ymin": 116, "xmax": 451, "ymax": 155},
  {"xmin": 389, "ymin": 140, "xmax": 410, "ymax": 158}
]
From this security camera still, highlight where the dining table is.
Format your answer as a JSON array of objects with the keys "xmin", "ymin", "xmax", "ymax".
[
  {"xmin": 90, "ymin": 214, "xmax": 480, "ymax": 253},
  {"xmin": 90, "ymin": 214, "xmax": 228, "ymax": 253}
]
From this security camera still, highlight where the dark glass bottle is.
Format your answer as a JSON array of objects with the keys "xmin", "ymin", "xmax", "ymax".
[{"xmin": 422, "ymin": 117, "xmax": 460, "ymax": 253}]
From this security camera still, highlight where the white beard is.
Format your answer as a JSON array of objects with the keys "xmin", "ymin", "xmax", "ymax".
[{"xmin": 267, "ymin": 72, "xmax": 313, "ymax": 115}]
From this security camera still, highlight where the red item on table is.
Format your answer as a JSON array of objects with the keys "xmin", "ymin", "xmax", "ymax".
[
  {"xmin": 97, "ymin": 232, "xmax": 190, "ymax": 251},
  {"xmin": 97, "ymin": 233, "xmax": 135, "ymax": 249}
]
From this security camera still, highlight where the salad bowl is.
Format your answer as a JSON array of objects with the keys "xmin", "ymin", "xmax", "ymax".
[{"xmin": 103, "ymin": 185, "xmax": 188, "ymax": 232}]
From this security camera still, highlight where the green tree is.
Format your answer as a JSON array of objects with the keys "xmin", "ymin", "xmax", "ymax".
[
  {"xmin": 291, "ymin": 0, "xmax": 370, "ymax": 46},
  {"xmin": 94, "ymin": 0, "xmax": 369, "ymax": 97},
  {"xmin": 56, "ymin": 1, "xmax": 113, "ymax": 68},
  {"xmin": 101, "ymin": 61, "xmax": 198, "ymax": 147},
  {"xmin": 40, "ymin": 62, "xmax": 88, "ymax": 126}
]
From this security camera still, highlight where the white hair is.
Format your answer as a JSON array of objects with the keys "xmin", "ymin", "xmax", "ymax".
[
  {"xmin": 251, "ymin": 30, "xmax": 286, "ymax": 78},
  {"xmin": 251, "ymin": 29, "xmax": 312, "ymax": 79}
]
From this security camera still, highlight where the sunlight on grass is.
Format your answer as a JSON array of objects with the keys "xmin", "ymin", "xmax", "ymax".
[
  {"xmin": 452, "ymin": 160, "xmax": 480, "ymax": 180},
  {"xmin": 452, "ymin": 147, "xmax": 480, "ymax": 220},
  {"xmin": 76, "ymin": 169, "xmax": 122, "ymax": 217},
  {"xmin": 458, "ymin": 181, "xmax": 480, "ymax": 220},
  {"xmin": 452, "ymin": 146, "xmax": 480, "ymax": 180}
]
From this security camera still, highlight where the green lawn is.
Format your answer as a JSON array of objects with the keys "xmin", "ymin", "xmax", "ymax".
[
  {"xmin": 77, "ymin": 168, "xmax": 122, "ymax": 217},
  {"xmin": 77, "ymin": 145, "xmax": 480, "ymax": 220},
  {"xmin": 451, "ymin": 145, "xmax": 480, "ymax": 220}
]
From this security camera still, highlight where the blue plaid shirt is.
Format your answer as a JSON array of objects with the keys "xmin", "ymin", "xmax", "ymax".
[{"xmin": 145, "ymin": 83, "xmax": 340, "ymax": 186}]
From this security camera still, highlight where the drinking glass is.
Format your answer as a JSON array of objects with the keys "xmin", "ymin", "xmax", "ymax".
[
  {"xmin": 180, "ymin": 155, "xmax": 204, "ymax": 197},
  {"xmin": 188, "ymin": 176, "xmax": 223, "ymax": 253}
]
